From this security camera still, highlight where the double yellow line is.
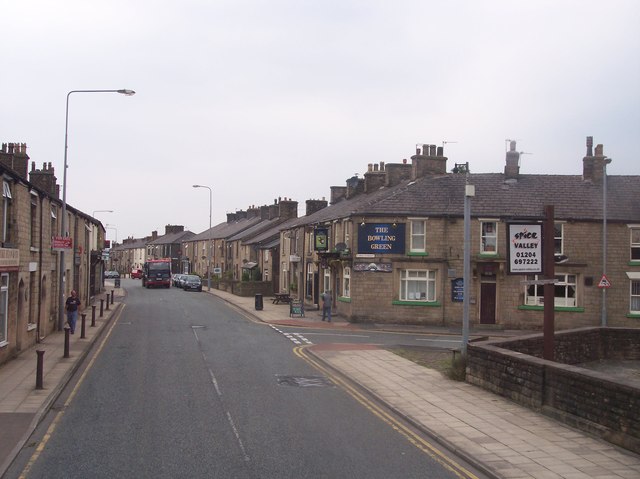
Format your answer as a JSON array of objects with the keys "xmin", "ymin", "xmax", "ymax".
[
  {"xmin": 19, "ymin": 306, "xmax": 125, "ymax": 479},
  {"xmin": 293, "ymin": 346, "xmax": 480, "ymax": 479}
]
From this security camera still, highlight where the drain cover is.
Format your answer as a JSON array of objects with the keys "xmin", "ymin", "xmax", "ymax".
[{"xmin": 276, "ymin": 375, "xmax": 334, "ymax": 388}]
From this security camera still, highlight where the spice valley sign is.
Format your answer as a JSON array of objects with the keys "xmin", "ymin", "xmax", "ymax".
[
  {"xmin": 357, "ymin": 223, "xmax": 405, "ymax": 255},
  {"xmin": 507, "ymin": 223, "xmax": 543, "ymax": 274}
]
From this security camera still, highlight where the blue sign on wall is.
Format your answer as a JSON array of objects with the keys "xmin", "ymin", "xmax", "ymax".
[
  {"xmin": 357, "ymin": 223, "xmax": 405, "ymax": 255},
  {"xmin": 451, "ymin": 278, "xmax": 464, "ymax": 302}
]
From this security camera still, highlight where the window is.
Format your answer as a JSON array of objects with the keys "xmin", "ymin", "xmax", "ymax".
[
  {"xmin": 631, "ymin": 228, "xmax": 640, "ymax": 261},
  {"xmin": 306, "ymin": 263, "xmax": 313, "ymax": 297},
  {"xmin": 481, "ymin": 221, "xmax": 497, "ymax": 254},
  {"xmin": 2, "ymin": 181, "xmax": 11, "ymax": 244},
  {"xmin": 343, "ymin": 266, "xmax": 351, "ymax": 298},
  {"xmin": 554, "ymin": 223, "xmax": 564, "ymax": 254},
  {"xmin": 410, "ymin": 219, "xmax": 426, "ymax": 252},
  {"xmin": 525, "ymin": 274, "xmax": 577, "ymax": 307},
  {"xmin": 343, "ymin": 220, "xmax": 351, "ymax": 249},
  {"xmin": 323, "ymin": 268, "xmax": 331, "ymax": 294},
  {"xmin": 631, "ymin": 280, "xmax": 640, "ymax": 314},
  {"xmin": 30, "ymin": 192, "xmax": 38, "ymax": 247},
  {"xmin": 400, "ymin": 269, "xmax": 436, "ymax": 302},
  {"xmin": 0, "ymin": 274, "xmax": 7, "ymax": 345},
  {"xmin": 281, "ymin": 262, "xmax": 288, "ymax": 292}
]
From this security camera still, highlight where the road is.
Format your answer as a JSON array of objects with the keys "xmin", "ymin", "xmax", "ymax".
[{"xmin": 8, "ymin": 281, "xmax": 483, "ymax": 479}]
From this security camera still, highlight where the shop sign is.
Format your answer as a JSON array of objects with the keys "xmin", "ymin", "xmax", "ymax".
[
  {"xmin": 357, "ymin": 223, "xmax": 405, "ymax": 255},
  {"xmin": 353, "ymin": 262, "xmax": 392, "ymax": 272},
  {"xmin": 507, "ymin": 223, "xmax": 542, "ymax": 274},
  {"xmin": 52, "ymin": 236, "xmax": 73, "ymax": 251}
]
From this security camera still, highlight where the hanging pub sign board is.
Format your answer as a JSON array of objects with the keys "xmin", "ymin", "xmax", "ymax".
[
  {"xmin": 314, "ymin": 228, "xmax": 328, "ymax": 252},
  {"xmin": 507, "ymin": 223, "xmax": 543, "ymax": 274}
]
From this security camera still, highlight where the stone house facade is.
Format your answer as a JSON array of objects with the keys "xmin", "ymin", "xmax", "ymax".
[
  {"xmin": 278, "ymin": 138, "xmax": 640, "ymax": 330},
  {"xmin": 0, "ymin": 143, "xmax": 107, "ymax": 366}
]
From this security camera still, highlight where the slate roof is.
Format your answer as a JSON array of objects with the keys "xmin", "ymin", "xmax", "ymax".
[
  {"xmin": 353, "ymin": 173, "xmax": 639, "ymax": 222},
  {"xmin": 148, "ymin": 230, "xmax": 195, "ymax": 245},
  {"xmin": 188, "ymin": 216, "xmax": 263, "ymax": 242},
  {"xmin": 285, "ymin": 173, "xmax": 639, "ymax": 226}
]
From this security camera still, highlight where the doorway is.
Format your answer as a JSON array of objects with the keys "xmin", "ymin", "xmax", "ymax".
[{"xmin": 480, "ymin": 280, "xmax": 496, "ymax": 325}]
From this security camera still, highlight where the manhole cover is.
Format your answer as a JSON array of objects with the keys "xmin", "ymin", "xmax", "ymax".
[{"xmin": 276, "ymin": 375, "xmax": 334, "ymax": 388}]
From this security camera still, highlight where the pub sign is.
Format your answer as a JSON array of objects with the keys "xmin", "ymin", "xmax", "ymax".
[
  {"xmin": 314, "ymin": 228, "xmax": 328, "ymax": 252},
  {"xmin": 357, "ymin": 223, "xmax": 405, "ymax": 255}
]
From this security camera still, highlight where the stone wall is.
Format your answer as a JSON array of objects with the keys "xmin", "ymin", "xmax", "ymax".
[
  {"xmin": 215, "ymin": 280, "xmax": 272, "ymax": 297},
  {"xmin": 466, "ymin": 327, "xmax": 640, "ymax": 454}
]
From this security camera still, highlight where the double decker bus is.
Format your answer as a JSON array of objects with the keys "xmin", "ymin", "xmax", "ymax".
[{"xmin": 142, "ymin": 258, "xmax": 172, "ymax": 288}]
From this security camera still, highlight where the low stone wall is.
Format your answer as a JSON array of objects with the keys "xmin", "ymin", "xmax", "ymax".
[
  {"xmin": 214, "ymin": 280, "xmax": 273, "ymax": 297},
  {"xmin": 466, "ymin": 327, "xmax": 640, "ymax": 454}
]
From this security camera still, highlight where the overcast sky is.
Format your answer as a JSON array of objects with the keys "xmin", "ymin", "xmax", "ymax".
[{"xmin": 2, "ymin": 0, "xmax": 639, "ymax": 241}]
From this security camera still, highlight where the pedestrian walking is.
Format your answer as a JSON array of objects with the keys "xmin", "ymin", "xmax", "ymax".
[
  {"xmin": 321, "ymin": 290, "xmax": 332, "ymax": 322},
  {"xmin": 65, "ymin": 290, "xmax": 81, "ymax": 334}
]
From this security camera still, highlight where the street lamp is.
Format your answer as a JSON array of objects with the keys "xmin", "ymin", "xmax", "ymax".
[
  {"xmin": 193, "ymin": 184, "xmax": 212, "ymax": 291},
  {"xmin": 105, "ymin": 224, "xmax": 118, "ymax": 244},
  {"xmin": 92, "ymin": 209, "xmax": 114, "ymax": 218},
  {"xmin": 58, "ymin": 89, "xmax": 135, "ymax": 331}
]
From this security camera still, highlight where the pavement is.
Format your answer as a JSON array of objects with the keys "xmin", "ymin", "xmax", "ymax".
[{"xmin": 1, "ymin": 284, "xmax": 639, "ymax": 479}]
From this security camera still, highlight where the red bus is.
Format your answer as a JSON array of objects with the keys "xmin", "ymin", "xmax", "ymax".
[{"xmin": 142, "ymin": 259, "xmax": 172, "ymax": 288}]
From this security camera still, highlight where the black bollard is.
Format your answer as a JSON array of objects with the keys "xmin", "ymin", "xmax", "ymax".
[
  {"xmin": 100, "ymin": 299, "xmax": 104, "ymax": 317},
  {"xmin": 91, "ymin": 305, "xmax": 96, "ymax": 327},
  {"xmin": 64, "ymin": 326, "xmax": 70, "ymax": 358},
  {"xmin": 110, "ymin": 290, "xmax": 114, "ymax": 305},
  {"xmin": 36, "ymin": 350, "xmax": 45, "ymax": 389},
  {"xmin": 105, "ymin": 294, "xmax": 110, "ymax": 311},
  {"xmin": 81, "ymin": 313, "xmax": 86, "ymax": 338}
]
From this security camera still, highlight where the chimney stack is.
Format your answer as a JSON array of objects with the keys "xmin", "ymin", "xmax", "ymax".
[
  {"xmin": 410, "ymin": 143, "xmax": 448, "ymax": 180},
  {"xmin": 504, "ymin": 140, "xmax": 520, "ymax": 180},
  {"xmin": 583, "ymin": 136, "xmax": 610, "ymax": 184}
]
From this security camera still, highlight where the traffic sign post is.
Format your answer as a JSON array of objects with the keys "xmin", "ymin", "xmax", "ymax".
[{"xmin": 598, "ymin": 275, "xmax": 611, "ymax": 289}]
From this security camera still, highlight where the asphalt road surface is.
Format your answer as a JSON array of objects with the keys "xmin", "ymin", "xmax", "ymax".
[{"xmin": 9, "ymin": 282, "xmax": 480, "ymax": 479}]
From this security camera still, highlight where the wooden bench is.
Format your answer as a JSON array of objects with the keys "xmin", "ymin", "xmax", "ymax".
[{"xmin": 272, "ymin": 293, "xmax": 291, "ymax": 304}]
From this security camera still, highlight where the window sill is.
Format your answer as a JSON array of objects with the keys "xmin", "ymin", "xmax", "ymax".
[
  {"xmin": 629, "ymin": 261, "xmax": 640, "ymax": 266},
  {"xmin": 338, "ymin": 296, "xmax": 351, "ymax": 303},
  {"xmin": 626, "ymin": 313, "xmax": 640, "ymax": 319},
  {"xmin": 518, "ymin": 305, "xmax": 585, "ymax": 312},
  {"xmin": 478, "ymin": 253, "xmax": 499, "ymax": 258},
  {"xmin": 407, "ymin": 252, "xmax": 429, "ymax": 257},
  {"xmin": 30, "ymin": 247, "xmax": 39, "ymax": 253},
  {"xmin": 392, "ymin": 300, "xmax": 441, "ymax": 307},
  {"xmin": 27, "ymin": 323, "xmax": 36, "ymax": 331}
]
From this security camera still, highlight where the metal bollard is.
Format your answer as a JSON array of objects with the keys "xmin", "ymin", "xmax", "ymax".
[
  {"xmin": 91, "ymin": 305, "xmax": 96, "ymax": 327},
  {"xmin": 105, "ymin": 294, "xmax": 110, "ymax": 311},
  {"xmin": 110, "ymin": 290, "xmax": 114, "ymax": 305},
  {"xmin": 36, "ymin": 350, "xmax": 45, "ymax": 389},
  {"xmin": 64, "ymin": 326, "xmax": 70, "ymax": 358},
  {"xmin": 81, "ymin": 313, "xmax": 87, "ymax": 339},
  {"xmin": 100, "ymin": 299, "xmax": 104, "ymax": 317}
]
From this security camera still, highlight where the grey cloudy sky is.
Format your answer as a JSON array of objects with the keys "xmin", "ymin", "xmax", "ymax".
[{"xmin": 2, "ymin": 0, "xmax": 639, "ymax": 241}]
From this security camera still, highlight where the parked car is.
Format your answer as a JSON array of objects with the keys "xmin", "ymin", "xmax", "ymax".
[
  {"xmin": 131, "ymin": 269, "xmax": 143, "ymax": 279},
  {"xmin": 104, "ymin": 270, "xmax": 120, "ymax": 279},
  {"xmin": 172, "ymin": 273, "xmax": 185, "ymax": 287},
  {"xmin": 182, "ymin": 275, "xmax": 202, "ymax": 292}
]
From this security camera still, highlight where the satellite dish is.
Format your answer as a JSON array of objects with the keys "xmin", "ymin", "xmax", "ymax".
[{"xmin": 335, "ymin": 242, "xmax": 347, "ymax": 252}]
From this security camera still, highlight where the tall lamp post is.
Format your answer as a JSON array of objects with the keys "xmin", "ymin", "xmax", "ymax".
[
  {"xmin": 58, "ymin": 89, "xmax": 135, "ymax": 331},
  {"xmin": 193, "ymin": 184, "xmax": 212, "ymax": 291}
]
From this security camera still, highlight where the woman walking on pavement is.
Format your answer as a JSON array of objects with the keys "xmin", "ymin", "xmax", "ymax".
[{"xmin": 65, "ymin": 289, "xmax": 81, "ymax": 334}]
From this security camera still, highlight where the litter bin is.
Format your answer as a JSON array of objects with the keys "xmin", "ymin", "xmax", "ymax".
[
  {"xmin": 115, "ymin": 278, "xmax": 121, "ymax": 288},
  {"xmin": 255, "ymin": 293, "xmax": 263, "ymax": 311}
]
